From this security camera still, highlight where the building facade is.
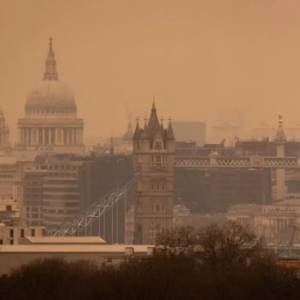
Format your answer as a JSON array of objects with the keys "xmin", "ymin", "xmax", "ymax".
[
  {"xmin": 132, "ymin": 103, "xmax": 175, "ymax": 244},
  {"xmin": 17, "ymin": 38, "xmax": 84, "ymax": 155},
  {"xmin": 227, "ymin": 199, "xmax": 300, "ymax": 247},
  {"xmin": 172, "ymin": 121, "xmax": 206, "ymax": 146},
  {"xmin": 0, "ymin": 109, "xmax": 9, "ymax": 149},
  {"xmin": 22, "ymin": 154, "xmax": 82, "ymax": 230}
]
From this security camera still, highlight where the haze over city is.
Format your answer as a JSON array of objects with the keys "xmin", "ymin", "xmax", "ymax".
[
  {"xmin": 2, "ymin": 0, "xmax": 300, "ymax": 142},
  {"xmin": 2, "ymin": 1, "xmax": 300, "ymax": 299}
]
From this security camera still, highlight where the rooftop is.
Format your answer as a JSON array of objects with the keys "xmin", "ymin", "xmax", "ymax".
[
  {"xmin": 0, "ymin": 244, "xmax": 153, "ymax": 254},
  {"xmin": 25, "ymin": 236, "xmax": 106, "ymax": 245}
]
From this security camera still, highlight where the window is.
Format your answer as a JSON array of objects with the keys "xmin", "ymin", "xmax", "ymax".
[
  {"xmin": 10, "ymin": 239, "xmax": 14, "ymax": 245},
  {"xmin": 31, "ymin": 229, "xmax": 36, "ymax": 237},
  {"xmin": 9, "ymin": 229, "xmax": 14, "ymax": 238},
  {"xmin": 156, "ymin": 155, "xmax": 162, "ymax": 165},
  {"xmin": 20, "ymin": 229, "xmax": 25, "ymax": 238}
]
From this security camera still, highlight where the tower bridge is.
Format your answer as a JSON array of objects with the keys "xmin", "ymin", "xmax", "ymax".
[{"xmin": 49, "ymin": 109, "xmax": 293, "ymax": 247}]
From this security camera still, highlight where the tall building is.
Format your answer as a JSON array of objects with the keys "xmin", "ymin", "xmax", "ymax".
[
  {"xmin": 18, "ymin": 38, "xmax": 84, "ymax": 155},
  {"xmin": 23, "ymin": 168, "xmax": 46, "ymax": 226},
  {"xmin": 173, "ymin": 121, "xmax": 206, "ymax": 145},
  {"xmin": 0, "ymin": 156, "xmax": 18, "ymax": 201},
  {"xmin": 132, "ymin": 102, "xmax": 175, "ymax": 244},
  {"xmin": 22, "ymin": 154, "xmax": 82, "ymax": 230},
  {"xmin": 36, "ymin": 155, "xmax": 82, "ymax": 230},
  {"xmin": 211, "ymin": 121, "xmax": 239, "ymax": 145},
  {"xmin": 0, "ymin": 108, "xmax": 9, "ymax": 149},
  {"xmin": 175, "ymin": 168, "xmax": 272, "ymax": 213},
  {"xmin": 252, "ymin": 123, "xmax": 275, "ymax": 140}
]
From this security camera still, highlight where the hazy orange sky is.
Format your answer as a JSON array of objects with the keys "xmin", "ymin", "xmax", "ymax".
[{"xmin": 1, "ymin": 0, "xmax": 300, "ymax": 143}]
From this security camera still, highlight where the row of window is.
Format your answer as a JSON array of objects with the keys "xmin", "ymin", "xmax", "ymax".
[
  {"xmin": 40, "ymin": 165, "xmax": 78, "ymax": 171},
  {"xmin": 9, "ymin": 228, "xmax": 36, "ymax": 238},
  {"xmin": 150, "ymin": 182, "xmax": 167, "ymax": 191}
]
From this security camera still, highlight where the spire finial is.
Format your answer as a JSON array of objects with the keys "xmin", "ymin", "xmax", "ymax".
[
  {"xmin": 166, "ymin": 116, "xmax": 175, "ymax": 140},
  {"xmin": 152, "ymin": 96, "xmax": 156, "ymax": 111},
  {"xmin": 49, "ymin": 37, "xmax": 53, "ymax": 49},
  {"xmin": 43, "ymin": 37, "xmax": 58, "ymax": 81}
]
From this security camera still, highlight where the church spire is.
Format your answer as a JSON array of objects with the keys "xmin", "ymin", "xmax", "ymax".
[
  {"xmin": 133, "ymin": 119, "xmax": 141, "ymax": 140},
  {"xmin": 166, "ymin": 118, "xmax": 175, "ymax": 140},
  {"xmin": 43, "ymin": 37, "xmax": 58, "ymax": 81},
  {"xmin": 151, "ymin": 96, "xmax": 156, "ymax": 113}
]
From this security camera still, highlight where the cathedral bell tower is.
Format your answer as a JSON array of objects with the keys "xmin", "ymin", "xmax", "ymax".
[{"xmin": 132, "ymin": 101, "xmax": 175, "ymax": 244}]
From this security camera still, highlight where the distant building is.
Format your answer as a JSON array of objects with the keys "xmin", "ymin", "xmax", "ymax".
[
  {"xmin": 173, "ymin": 121, "xmax": 206, "ymax": 145},
  {"xmin": 0, "ymin": 156, "xmax": 17, "ymax": 201},
  {"xmin": 173, "ymin": 204, "xmax": 226, "ymax": 228},
  {"xmin": 23, "ymin": 168, "xmax": 46, "ymax": 226},
  {"xmin": 211, "ymin": 122, "xmax": 239, "ymax": 146},
  {"xmin": 0, "ymin": 108, "xmax": 10, "ymax": 149},
  {"xmin": 0, "ymin": 199, "xmax": 20, "ymax": 225},
  {"xmin": 286, "ymin": 125, "xmax": 300, "ymax": 141},
  {"xmin": 0, "ymin": 224, "xmax": 44, "ymax": 245},
  {"xmin": 235, "ymin": 140, "xmax": 300, "ymax": 156},
  {"xmin": 17, "ymin": 38, "xmax": 84, "ymax": 155},
  {"xmin": 252, "ymin": 123, "xmax": 275, "ymax": 140},
  {"xmin": 23, "ymin": 154, "xmax": 82, "ymax": 230},
  {"xmin": 175, "ymin": 168, "xmax": 272, "ymax": 213},
  {"xmin": 175, "ymin": 141, "xmax": 235, "ymax": 157},
  {"xmin": 79, "ymin": 154, "xmax": 134, "ymax": 243},
  {"xmin": 227, "ymin": 199, "xmax": 300, "ymax": 247},
  {"xmin": 133, "ymin": 102, "xmax": 175, "ymax": 244},
  {"xmin": 286, "ymin": 172, "xmax": 300, "ymax": 198}
]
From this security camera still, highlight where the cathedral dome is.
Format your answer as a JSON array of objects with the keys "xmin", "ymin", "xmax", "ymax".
[
  {"xmin": 25, "ymin": 80, "xmax": 77, "ymax": 115},
  {"xmin": 25, "ymin": 38, "xmax": 77, "ymax": 116}
]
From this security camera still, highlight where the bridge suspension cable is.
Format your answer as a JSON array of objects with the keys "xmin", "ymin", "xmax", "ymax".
[{"xmin": 46, "ymin": 177, "xmax": 136, "ymax": 242}]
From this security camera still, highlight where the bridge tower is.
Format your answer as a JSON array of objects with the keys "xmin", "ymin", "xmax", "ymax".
[
  {"xmin": 132, "ymin": 101, "xmax": 175, "ymax": 244},
  {"xmin": 274, "ymin": 115, "xmax": 287, "ymax": 200}
]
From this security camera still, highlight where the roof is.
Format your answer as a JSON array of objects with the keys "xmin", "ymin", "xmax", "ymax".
[
  {"xmin": 25, "ymin": 236, "xmax": 106, "ymax": 244},
  {"xmin": 25, "ymin": 39, "xmax": 77, "ymax": 115},
  {"xmin": 0, "ymin": 244, "xmax": 154, "ymax": 254}
]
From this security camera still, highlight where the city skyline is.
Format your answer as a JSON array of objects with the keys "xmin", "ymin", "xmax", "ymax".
[{"xmin": 2, "ymin": 1, "xmax": 300, "ymax": 143}]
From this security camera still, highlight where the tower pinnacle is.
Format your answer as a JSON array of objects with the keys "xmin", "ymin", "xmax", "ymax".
[
  {"xmin": 275, "ymin": 115, "xmax": 287, "ymax": 143},
  {"xmin": 43, "ymin": 37, "xmax": 58, "ymax": 81}
]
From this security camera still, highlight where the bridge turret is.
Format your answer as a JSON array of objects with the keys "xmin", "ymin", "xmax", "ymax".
[
  {"xmin": 274, "ymin": 115, "xmax": 287, "ymax": 200},
  {"xmin": 132, "ymin": 101, "xmax": 175, "ymax": 244}
]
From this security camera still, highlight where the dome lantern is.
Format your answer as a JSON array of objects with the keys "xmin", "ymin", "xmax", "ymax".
[{"xmin": 43, "ymin": 37, "xmax": 58, "ymax": 81}]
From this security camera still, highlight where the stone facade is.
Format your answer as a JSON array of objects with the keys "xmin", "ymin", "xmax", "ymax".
[{"xmin": 132, "ymin": 103, "xmax": 175, "ymax": 244}]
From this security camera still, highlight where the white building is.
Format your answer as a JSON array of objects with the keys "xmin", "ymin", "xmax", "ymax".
[{"xmin": 17, "ymin": 38, "xmax": 84, "ymax": 155}]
